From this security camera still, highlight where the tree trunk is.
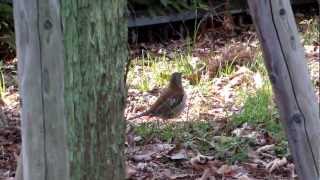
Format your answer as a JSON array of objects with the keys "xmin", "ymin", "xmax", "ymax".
[
  {"xmin": 13, "ymin": 0, "xmax": 127, "ymax": 179},
  {"xmin": 61, "ymin": 0, "xmax": 127, "ymax": 179}
]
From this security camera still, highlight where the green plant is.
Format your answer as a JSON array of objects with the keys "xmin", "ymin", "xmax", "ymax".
[
  {"xmin": 233, "ymin": 84, "xmax": 285, "ymax": 141},
  {"xmin": 299, "ymin": 18, "xmax": 319, "ymax": 45},
  {"xmin": 212, "ymin": 136, "xmax": 251, "ymax": 163},
  {"xmin": 150, "ymin": 55, "xmax": 172, "ymax": 86},
  {"xmin": 175, "ymin": 54, "xmax": 194, "ymax": 75},
  {"xmin": 134, "ymin": 121, "xmax": 181, "ymax": 142},
  {"xmin": 128, "ymin": 51, "xmax": 198, "ymax": 91},
  {"xmin": 134, "ymin": 122, "xmax": 156, "ymax": 141},
  {"xmin": 190, "ymin": 1, "xmax": 209, "ymax": 47},
  {"xmin": 274, "ymin": 140, "xmax": 289, "ymax": 157},
  {"xmin": 217, "ymin": 59, "xmax": 237, "ymax": 77},
  {"xmin": 134, "ymin": 120, "xmax": 258, "ymax": 163},
  {"xmin": 248, "ymin": 51, "xmax": 268, "ymax": 77}
]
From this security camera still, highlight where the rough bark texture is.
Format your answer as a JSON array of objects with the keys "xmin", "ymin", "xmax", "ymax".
[
  {"xmin": 61, "ymin": 1, "xmax": 127, "ymax": 180},
  {"xmin": 247, "ymin": 0, "xmax": 320, "ymax": 179}
]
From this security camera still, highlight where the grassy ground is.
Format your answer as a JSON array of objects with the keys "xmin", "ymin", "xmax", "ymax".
[{"xmin": 125, "ymin": 16, "xmax": 319, "ymax": 179}]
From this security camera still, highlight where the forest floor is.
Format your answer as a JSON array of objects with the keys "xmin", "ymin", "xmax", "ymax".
[
  {"xmin": 0, "ymin": 15, "xmax": 319, "ymax": 179},
  {"xmin": 125, "ymin": 15, "xmax": 319, "ymax": 180}
]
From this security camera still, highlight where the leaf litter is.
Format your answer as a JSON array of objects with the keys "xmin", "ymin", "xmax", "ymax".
[{"xmin": 125, "ymin": 17, "xmax": 319, "ymax": 179}]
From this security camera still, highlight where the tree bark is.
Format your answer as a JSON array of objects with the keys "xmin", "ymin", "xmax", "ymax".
[{"xmin": 61, "ymin": 0, "xmax": 127, "ymax": 180}]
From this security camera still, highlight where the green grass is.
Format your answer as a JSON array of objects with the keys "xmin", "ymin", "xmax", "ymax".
[
  {"xmin": 217, "ymin": 59, "xmax": 237, "ymax": 77},
  {"xmin": 128, "ymin": 52, "xmax": 199, "ymax": 91},
  {"xmin": 232, "ymin": 83, "xmax": 288, "ymax": 155},
  {"xmin": 134, "ymin": 120, "xmax": 253, "ymax": 163},
  {"xmin": 248, "ymin": 51, "xmax": 268, "ymax": 77},
  {"xmin": 240, "ymin": 48, "xmax": 287, "ymax": 140},
  {"xmin": 233, "ymin": 84, "xmax": 281, "ymax": 135},
  {"xmin": 211, "ymin": 136, "xmax": 251, "ymax": 163}
]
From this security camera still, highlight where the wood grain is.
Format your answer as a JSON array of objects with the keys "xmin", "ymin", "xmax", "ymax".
[{"xmin": 13, "ymin": 0, "xmax": 68, "ymax": 180}]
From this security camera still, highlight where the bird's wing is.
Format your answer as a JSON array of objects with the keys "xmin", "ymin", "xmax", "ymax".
[{"xmin": 148, "ymin": 90, "xmax": 184, "ymax": 117}]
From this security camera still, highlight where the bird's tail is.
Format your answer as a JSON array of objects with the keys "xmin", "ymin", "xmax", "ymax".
[{"xmin": 127, "ymin": 111, "xmax": 150, "ymax": 121}]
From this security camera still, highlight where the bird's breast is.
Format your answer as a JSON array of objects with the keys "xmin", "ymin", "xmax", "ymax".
[{"xmin": 171, "ymin": 93, "xmax": 186, "ymax": 116}]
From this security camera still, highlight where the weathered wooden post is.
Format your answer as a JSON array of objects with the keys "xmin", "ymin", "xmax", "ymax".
[
  {"xmin": 13, "ymin": 0, "xmax": 68, "ymax": 179},
  {"xmin": 247, "ymin": 0, "xmax": 320, "ymax": 179}
]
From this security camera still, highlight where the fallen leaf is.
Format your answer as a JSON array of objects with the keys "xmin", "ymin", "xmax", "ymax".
[
  {"xmin": 190, "ymin": 154, "xmax": 216, "ymax": 171},
  {"xmin": 237, "ymin": 174, "xmax": 252, "ymax": 180},
  {"xmin": 266, "ymin": 157, "xmax": 287, "ymax": 172},
  {"xmin": 136, "ymin": 162, "xmax": 149, "ymax": 171},
  {"xmin": 169, "ymin": 149, "xmax": 188, "ymax": 160},
  {"xmin": 134, "ymin": 136, "xmax": 142, "ymax": 142},
  {"xmin": 196, "ymin": 168, "xmax": 217, "ymax": 180},
  {"xmin": 217, "ymin": 165, "xmax": 231, "ymax": 175},
  {"xmin": 170, "ymin": 173, "xmax": 192, "ymax": 179},
  {"xmin": 217, "ymin": 164, "xmax": 238, "ymax": 175},
  {"xmin": 256, "ymin": 144, "xmax": 275, "ymax": 153},
  {"xmin": 132, "ymin": 152, "xmax": 153, "ymax": 162},
  {"xmin": 126, "ymin": 163, "xmax": 138, "ymax": 179}
]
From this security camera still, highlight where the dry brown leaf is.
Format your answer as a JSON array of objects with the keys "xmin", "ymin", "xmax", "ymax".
[
  {"xmin": 154, "ymin": 143, "xmax": 175, "ymax": 152},
  {"xmin": 170, "ymin": 173, "xmax": 192, "ymax": 180},
  {"xmin": 196, "ymin": 168, "xmax": 217, "ymax": 180},
  {"xmin": 126, "ymin": 163, "xmax": 138, "ymax": 179},
  {"xmin": 168, "ymin": 149, "xmax": 188, "ymax": 160},
  {"xmin": 136, "ymin": 162, "xmax": 149, "ymax": 171},
  {"xmin": 256, "ymin": 144, "xmax": 275, "ymax": 153},
  {"xmin": 237, "ymin": 174, "xmax": 252, "ymax": 180},
  {"xmin": 217, "ymin": 164, "xmax": 240, "ymax": 177},
  {"xmin": 287, "ymin": 163, "xmax": 297, "ymax": 179},
  {"xmin": 266, "ymin": 157, "xmax": 288, "ymax": 172},
  {"xmin": 217, "ymin": 164, "xmax": 233, "ymax": 175},
  {"xmin": 132, "ymin": 152, "xmax": 153, "ymax": 162},
  {"xmin": 190, "ymin": 154, "xmax": 216, "ymax": 171}
]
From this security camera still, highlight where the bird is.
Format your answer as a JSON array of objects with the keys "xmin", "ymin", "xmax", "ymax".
[{"xmin": 127, "ymin": 72, "xmax": 186, "ymax": 121}]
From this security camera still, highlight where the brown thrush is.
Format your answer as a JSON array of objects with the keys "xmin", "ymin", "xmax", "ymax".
[{"xmin": 128, "ymin": 72, "xmax": 186, "ymax": 120}]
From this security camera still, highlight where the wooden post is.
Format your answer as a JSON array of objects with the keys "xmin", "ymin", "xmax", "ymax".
[
  {"xmin": 13, "ymin": 0, "xmax": 68, "ymax": 180},
  {"xmin": 247, "ymin": 0, "xmax": 320, "ymax": 179}
]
